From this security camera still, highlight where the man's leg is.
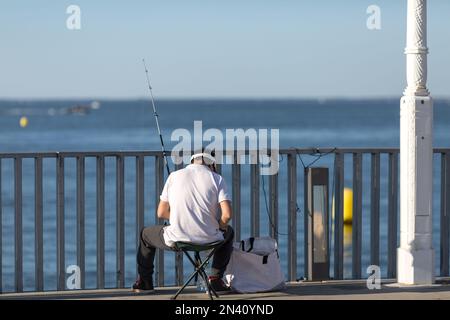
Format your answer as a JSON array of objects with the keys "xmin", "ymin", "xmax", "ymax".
[
  {"xmin": 210, "ymin": 226, "xmax": 234, "ymax": 278},
  {"xmin": 136, "ymin": 225, "xmax": 173, "ymax": 284}
]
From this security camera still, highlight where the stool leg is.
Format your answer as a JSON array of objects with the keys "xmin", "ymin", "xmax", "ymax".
[
  {"xmin": 203, "ymin": 249, "xmax": 221, "ymax": 298},
  {"xmin": 171, "ymin": 267, "xmax": 200, "ymax": 300},
  {"xmin": 199, "ymin": 268, "xmax": 219, "ymax": 299},
  {"xmin": 171, "ymin": 251, "xmax": 200, "ymax": 300},
  {"xmin": 172, "ymin": 249, "xmax": 222, "ymax": 300},
  {"xmin": 199, "ymin": 271, "xmax": 214, "ymax": 300},
  {"xmin": 197, "ymin": 251, "xmax": 220, "ymax": 299},
  {"xmin": 194, "ymin": 252, "xmax": 212, "ymax": 300}
]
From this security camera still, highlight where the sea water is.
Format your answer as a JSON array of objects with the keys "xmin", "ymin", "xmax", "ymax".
[{"xmin": 1, "ymin": 98, "xmax": 450, "ymax": 292}]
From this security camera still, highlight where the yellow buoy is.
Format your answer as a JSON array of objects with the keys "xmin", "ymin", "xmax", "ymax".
[
  {"xmin": 19, "ymin": 116, "xmax": 29, "ymax": 128},
  {"xmin": 344, "ymin": 224, "xmax": 353, "ymax": 247},
  {"xmin": 332, "ymin": 187, "xmax": 353, "ymax": 224},
  {"xmin": 343, "ymin": 188, "xmax": 353, "ymax": 224}
]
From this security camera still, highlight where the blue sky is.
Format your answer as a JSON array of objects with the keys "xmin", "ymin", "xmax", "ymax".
[{"xmin": 0, "ymin": 0, "xmax": 449, "ymax": 99}]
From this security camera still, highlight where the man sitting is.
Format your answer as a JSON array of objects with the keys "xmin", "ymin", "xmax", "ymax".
[{"xmin": 132, "ymin": 149, "xmax": 234, "ymax": 293}]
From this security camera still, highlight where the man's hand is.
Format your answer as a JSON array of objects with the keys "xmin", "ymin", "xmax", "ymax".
[
  {"xmin": 219, "ymin": 200, "xmax": 232, "ymax": 231},
  {"xmin": 157, "ymin": 200, "xmax": 170, "ymax": 220}
]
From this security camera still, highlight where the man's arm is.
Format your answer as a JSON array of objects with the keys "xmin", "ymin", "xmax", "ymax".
[
  {"xmin": 219, "ymin": 200, "xmax": 233, "ymax": 230},
  {"xmin": 157, "ymin": 200, "xmax": 170, "ymax": 220}
]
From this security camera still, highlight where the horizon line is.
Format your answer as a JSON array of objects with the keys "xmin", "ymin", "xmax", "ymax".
[{"xmin": 1, "ymin": 95, "xmax": 450, "ymax": 102}]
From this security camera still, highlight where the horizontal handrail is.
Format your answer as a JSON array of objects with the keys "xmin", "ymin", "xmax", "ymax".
[{"xmin": 0, "ymin": 147, "xmax": 404, "ymax": 159}]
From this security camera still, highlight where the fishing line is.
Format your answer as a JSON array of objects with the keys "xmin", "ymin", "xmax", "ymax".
[
  {"xmin": 261, "ymin": 148, "xmax": 337, "ymax": 237},
  {"xmin": 296, "ymin": 147, "xmax": 337, "ymax": 170},
  {"xmin": 260, "ymin": 167, "xmax": 290, "ymax": 237}
]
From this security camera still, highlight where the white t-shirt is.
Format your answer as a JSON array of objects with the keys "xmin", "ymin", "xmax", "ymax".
[{"xmin": 160, "ymin": 164, "xmax": 232, "ymax": 247}]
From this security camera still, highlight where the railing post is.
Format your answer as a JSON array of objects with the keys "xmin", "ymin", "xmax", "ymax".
[
  {"xmin": 0, "ymin": 159, "xmax": 2, "ymax": 293},
  {"xmin": 135, "ymin": 155, "xmax": 145, "ymax": 280},
  {"xmin": 14, "ymin": 157, "xmax": 23, "ymax": 292},
  {"xmin": 76, "ymin": 156, "xmax": 86, "ymax": 290},
  {"xmin": 56, "ymin": 154, "xmax": 65, "ymax": 291},
  {"xmin": 441, "ymin": 152, "xmax": 450, "ymax": 277},
  {"xmin": 96, "ymin": 156, "xmax": 105, "ymax": 289},
  {"xmin": 287, "ymin": 153, "xmax": 297, "ymax": 281},
  {"xmin": 303, "ymin": 166, "xmax": 308, "ymax": 278},
  {"xmin": 250, "ymin": 153, "xmax": 260, "ymax": 237},
  {"xmin": 116, "ymin": 155, "xmax": 125, "ymax": 288},
  {"xmin": 352, "ymin": 152, "xmax": 362, "ymax": 279},
  {"xmin": 388, "ymin": 152, "xmax": 399, "ymax": 278},
  {"xmin": 136, "ymin": 156, "xmax": 145, "ymax": 246},
  {"xmin": 232, "ymin": 153, "xmax": 241, "ymax": 241},
  {"xmin": 370, "ymin": 153, "xmax": 380, "ymax": 267},
  {"xmin": 174, "ymin": 162, "xmax": 184, "ymax": 286},
  {"xmin": 35, "ymin": 157, "xmax": 44, "ymax": 291},
  {"xmin": 269, "ymin": 169, "xmax": 278, "ymax": 242},
  {"xmin": 155, "ymin": 155, "xmax": 165, "ymax": 287},
  {"xmin": 334, "ymin": 152, "xmax": 344, "ymax": 280}
]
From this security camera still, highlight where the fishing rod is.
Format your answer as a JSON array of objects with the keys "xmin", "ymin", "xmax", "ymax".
[{"xmin": 142, "ymin": 59, "xmax": 171, "ymax": 176}]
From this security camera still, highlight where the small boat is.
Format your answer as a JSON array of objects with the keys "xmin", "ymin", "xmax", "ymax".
[{"xmin": 63, "ymin": 101, "xmax": 101, "ymax": 115}]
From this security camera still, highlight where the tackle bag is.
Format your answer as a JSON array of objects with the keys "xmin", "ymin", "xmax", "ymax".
[{"xmin": 224, "ymin": 236, "xmax": 285, "ymax": 293}]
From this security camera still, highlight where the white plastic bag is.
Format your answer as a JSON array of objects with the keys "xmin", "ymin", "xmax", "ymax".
[{"xmin": 224, "ymin": 237, "xmax": 286, "ymax": 293}]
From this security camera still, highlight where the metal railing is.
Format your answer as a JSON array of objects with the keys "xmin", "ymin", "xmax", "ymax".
[{"xmin": 0, "ymin": 148, "xmax": 449, "ymax": 293}]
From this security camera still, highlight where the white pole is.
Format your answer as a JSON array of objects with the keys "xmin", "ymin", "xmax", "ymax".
[{"xmin": 397, "ymin": 0, "xmax": 434, "ymax": 285}]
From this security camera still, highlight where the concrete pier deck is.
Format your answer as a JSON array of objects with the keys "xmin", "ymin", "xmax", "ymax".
[{"xmin": 2, "ymin": 279, "xmax": 450, "ymax": 300}]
